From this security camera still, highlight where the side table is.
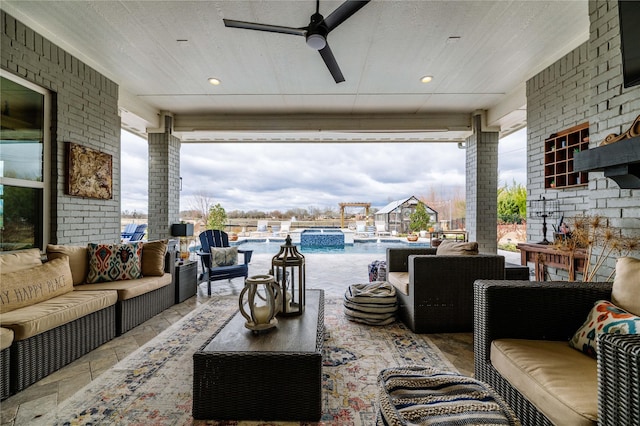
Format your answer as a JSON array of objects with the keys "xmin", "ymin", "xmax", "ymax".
[{"xmin": 175, "ymin": 260, "xmax": 198, "ymax": 303}]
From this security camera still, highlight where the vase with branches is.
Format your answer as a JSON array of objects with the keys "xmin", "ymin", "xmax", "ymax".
[{"xmin": 555, "ymin": 215, "xmax": 640, "ymax": 281}]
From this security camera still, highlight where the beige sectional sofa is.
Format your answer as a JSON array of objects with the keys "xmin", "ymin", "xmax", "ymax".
[{"xmin": 0, "ymin": 240, "xmax": 176, "ymax": 398}]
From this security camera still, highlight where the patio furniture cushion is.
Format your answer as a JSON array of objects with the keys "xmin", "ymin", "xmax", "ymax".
[
  {"xmin": 491, "ymin": 338, "xmax": 597, "ymax": 426},
  {"xmin": 141, "ymin": 239, "xmax": 168, "ymax": 276},
  {"xmin": 0, "ymin": 257, "xmax": 74, "ymax": 314},
  {"xmin": 376, "ymin": 366, "xmax": 518, "ymax": 425},
  {"xmin": 611, "ymin": 256, "xmax": 640, "ymax": 316},
  {"xmin": 569, "ymin": 299, "xmax": 640, "ymax": 358},
  {"xmin": 387, "ymin": 272, "xmax": 409, "ymax": 296},
  {"xmin": 0, "ymin": 328, "xmax": 13, "ymax": 351},
  {"xmin": 74, "ymin": 274, "xmax": 171, "ymax": 301},
  {"xmin": 0, "ymin": 290, "xmax": 117, "ymax": 340},
  {"xmin": 435, "ymin": 240, "xmax": 479, "ymax": 255},
  {"xmin": 0, "ymin": 248, "xmax": 41, "ymax": 274},
  {"xmin": 47, "ymin": 244, "xmax": 88, "ymax": 285},
  {"xmin": 86, "ymin": 242, "xmax": 143, "ymax": 283},
  {"xmin": 344, "ymin": 282, "xmax": 397, "ymax": 325},
  {"xmin": 210, "ymin": 246, "xmax": 238, "ymax": 267}
]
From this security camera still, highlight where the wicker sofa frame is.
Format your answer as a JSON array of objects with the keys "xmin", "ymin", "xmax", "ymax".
[
  {"xmin": 474, "ymin": 279, "xmax": 640, "ymax": 426},
  {"xmin": 11, "ymin": 305, "xmax": 116, "ymax": 394},
  {"xmin": 386, "ymin": 248, "xmax": 507, "ymax": 333},
  {"xmin": 116, "ymin": 245, "xmax": 177, "ymax": 334},
  {"xmin": 0, "ymin": 342, "xmax": 9, "ymax": 400}
]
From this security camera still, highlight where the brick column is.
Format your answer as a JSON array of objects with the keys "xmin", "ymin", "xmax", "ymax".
[
  {"xmin": 465, "ymin": 114, "xmax": 499, "ymax": 253},
  {"xmin": 147, "ymin": 115, "xmax": 181, "ymax": 241}
]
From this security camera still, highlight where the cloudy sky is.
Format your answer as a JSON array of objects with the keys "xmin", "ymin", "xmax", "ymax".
[{"xmin": 120, "ymin": 128, "xmax": 526, "ymax": 214}]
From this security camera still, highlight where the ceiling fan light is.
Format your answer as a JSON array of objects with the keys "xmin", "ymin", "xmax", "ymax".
[{"xmin": 306, "ymin": 33, "xmax": 326, "ymax": 50}]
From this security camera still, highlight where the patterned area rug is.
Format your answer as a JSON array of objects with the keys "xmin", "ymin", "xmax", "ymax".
[{"xmin": 41, "ymin": 293, "xmax": 456, "ymax": 425}]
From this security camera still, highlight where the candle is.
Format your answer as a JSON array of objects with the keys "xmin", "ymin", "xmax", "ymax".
[{"xmin": 252, "ymin": 305, "xmax": 271, "ymax": 324}]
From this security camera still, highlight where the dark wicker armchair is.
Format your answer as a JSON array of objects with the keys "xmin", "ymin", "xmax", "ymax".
[
  {"xmin": 386, "ymin": 248, "xmax": 506, "ymax": 333},
  {"xmin": 474, "ymin": 279, "xmax": 640, "ymax": 426}
]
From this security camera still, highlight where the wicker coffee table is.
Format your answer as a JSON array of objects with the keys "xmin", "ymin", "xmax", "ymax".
[{"xmin": 193, "ymin": 289, "xmax": 324, "ymax": 421}]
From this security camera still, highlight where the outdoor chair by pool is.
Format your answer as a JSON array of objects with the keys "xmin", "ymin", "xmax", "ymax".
[
  {"xmin": 120, "ymin": 223, "xmax": 137, "ymax": 241},
  {"xmin": 250, "ymin": 220, "xmax": 270, "ymax": 237},
  {"xmin": 375, "ymin": 221, "xmax": 391, "ymax": 237},
  {"xmin": 127, "ymin": 224, "xmax": 147, "ymax": 242},
  {"xmin": 197, "ymin": 230, "xmax": 253, "ymax": 295},
  {"xmin": 278, "ymin": 221, "xmax": 291, "ymax": 236}
]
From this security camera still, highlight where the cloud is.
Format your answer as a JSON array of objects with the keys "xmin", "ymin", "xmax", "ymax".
[{"xmin": 120, "ymin": 128, "xmax": 527, "ymax": 214}]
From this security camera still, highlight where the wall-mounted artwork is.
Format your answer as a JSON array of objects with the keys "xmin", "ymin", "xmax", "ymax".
[{"xmin": 66, "ymin": 142, "xmax": 113, "ymax": 199}]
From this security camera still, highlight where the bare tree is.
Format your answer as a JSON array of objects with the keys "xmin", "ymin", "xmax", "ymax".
[{"xmin": 189, "ymin": 190, "xmax": 216, "ymax": 221}]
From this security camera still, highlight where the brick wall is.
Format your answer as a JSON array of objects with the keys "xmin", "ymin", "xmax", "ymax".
[
  {"xmin": 466, "ymin": 114, "xmax": 499, "ymax": 253},
  {"xmin": 526, "ymin": 0, "xmax": 640, "ymax": 280},
  {"xmin": 1, "ymin": 11, "xmax": 121, "ymax": 245}
]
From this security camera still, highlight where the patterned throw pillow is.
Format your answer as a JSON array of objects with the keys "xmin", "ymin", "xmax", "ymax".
[
  {"xmin": 569, "ymin": 300, "xmax": 640, "ymax": 358},
  {"xmin": 86, "ymin": 242, "xmax": 143, "ymax": 283},
  {"xmin": 210, "ymin": 247, "xmax": 238, "ymax": 267}
]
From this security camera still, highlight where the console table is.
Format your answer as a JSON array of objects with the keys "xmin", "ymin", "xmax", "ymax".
[
  {"xmin": 193, "ymin": 289, "xmax": 324, "ymax": 421},
  {"xmin": 517, "ymin": 242, "xmax": 586, "ymax": 281}
]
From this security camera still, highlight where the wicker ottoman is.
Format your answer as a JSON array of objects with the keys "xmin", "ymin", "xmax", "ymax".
[
  {"xmin": 344, "ymin": 282, "xmax": 397, "ymax": 325},
  {"xmin": 377, "ymin": 366, "xmax": 520, "ymax": 425}
]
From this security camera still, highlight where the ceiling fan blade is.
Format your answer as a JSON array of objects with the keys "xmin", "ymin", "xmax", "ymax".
[
  {"xmin": 318, "ymin": 43, "xmax": 345, "ymax": 83},
  {"xmin": 323, "ymin": 0, "xmax": 370, "ymax": 32},
  {"xmin": 223, "ymin": 19, "xmax": 307, "ymax": 37}
]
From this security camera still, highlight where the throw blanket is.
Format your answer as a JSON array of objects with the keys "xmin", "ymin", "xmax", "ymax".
[
  {"xmin": 377, "ymin": 366, "xmax": 521, "ymax": 425},
  {"xmin": 344, "ymin": 282, "xmax": 397, "ymax": 325}
]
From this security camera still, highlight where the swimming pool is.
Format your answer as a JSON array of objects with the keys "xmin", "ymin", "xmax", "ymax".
[{"xmin": 231, "ymin": 240, "xmax": 431, "ymax": 255}]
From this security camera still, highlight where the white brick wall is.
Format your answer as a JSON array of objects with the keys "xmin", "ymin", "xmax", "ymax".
[{"xmin": 1, "ymin": 11, "xmax": 121, "ymax": 245}]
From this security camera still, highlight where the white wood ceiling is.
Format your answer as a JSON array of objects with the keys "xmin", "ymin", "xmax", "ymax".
[{"xmin": 1, "ymin": 0, "xmax": 589, "ymax": 142}]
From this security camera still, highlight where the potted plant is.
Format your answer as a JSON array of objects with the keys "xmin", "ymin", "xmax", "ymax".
[{"xmin": 407, "ymin": 233, "xmax": 419, "ymax": 242}]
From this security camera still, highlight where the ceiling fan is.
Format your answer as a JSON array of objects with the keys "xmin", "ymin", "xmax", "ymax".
[{"xmin": 223, "ymin": 0, "xmax": 370, "ymax": 83}]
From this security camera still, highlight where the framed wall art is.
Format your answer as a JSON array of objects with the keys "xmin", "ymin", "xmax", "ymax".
[{"xmin": 66, "ymin": 142, "xmax": 113, "ymax": 199}]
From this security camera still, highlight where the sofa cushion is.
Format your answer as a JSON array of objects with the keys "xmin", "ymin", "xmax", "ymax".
[
  {"xmin": 86, "ymin": 242, "xmax": 143, "ymax": 283},
  {"xmin": 387, "ymin": 271, "xmax": 409, "ymax": 296},
  {"xmin": 491, "ymin": 339, "xmax": 597, "ymax": 426},
  {"xmin": 74, "ymin": 273, "xmax": 172, "ymax": 301},
  {"xmin": 0, "ymin": 290, "xmax": 117, "ymax": 340},
  {"xmin": 0, "ymin": 328, "xmax": 13, "ymax": 351},
  {"xmin": 46, "ymin": 244, "xmax": 88, "ymax": 285},
  {"xmin": 0, "ymin": 248, "xmax": 42, "ymax": 274},
  {"xmin": 436, "ymin": 240, "xmax": 479, "ymax": 255},
  {"xmin": 210, "ymin": 246, "xmax": 238, "ymax": 267},
  {"xmin": 569, "ymin": 299, "xmax": 640, "ymax": 358},
  {"xmin": 0, "ymin": 257, "xmax": 74, "ymax": 314},
  {"xmin": 611, "ymin": 256, "xmax": 640, "ymax": 316},
  {"xmin": 141, "ymin": 239, "xmax": 168, "ymax": 276}
]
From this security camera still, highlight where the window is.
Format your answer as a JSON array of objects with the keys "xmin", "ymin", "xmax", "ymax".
[{"xmin": 0, "ymin": 71, "xmax": 50, "ymax": 251}]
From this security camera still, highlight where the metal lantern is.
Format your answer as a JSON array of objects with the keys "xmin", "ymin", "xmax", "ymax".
[
  {"xmin": 239, "ymin": 275, "xmax": 280, "ymax": 332},
  {"xmin": 271, "ymin": 235, "xmax": 306, "ymax": 316}
]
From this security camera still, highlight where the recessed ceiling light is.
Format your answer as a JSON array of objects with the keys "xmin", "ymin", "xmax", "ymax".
[
  {"xmin": 208, "ymin": 78, "xmax": 221, "ymax": 86},
  {"xmin": 420, "ymin": 75, "xmax": 433, "ymax": 84}
]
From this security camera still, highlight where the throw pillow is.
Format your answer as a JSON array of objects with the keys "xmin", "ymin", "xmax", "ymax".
[
  {"xmin": 569, "ymin": 299, "xmax": 640, "ymax": 358},
  {"xmin": 0, "ymin": 248, "xmax": 42, "ymax": 274},
  {"xmin": 436, "ymin": 240, "xmax": 479, "ymax": 255},
  {"xmin": 611, "ymin": 256, "xmax": 640, "ymax": 316},
  {"xmin": 210, "ymin": 247, "xmax": 238, "ymax": 267},
  {"xmin": 141, "ymin": 239, "xmax": 168, "ymax": 276},
  {"xmin": 0, "ymin": 256, "xmax": 74, "ymax": 314},
  {"xmin": 46, "ymin": 244, "xmax": 88, "ymax": 285},
  {"xmin": 86, "ymin": 242, "xmax": 143, "ymax": 283}
]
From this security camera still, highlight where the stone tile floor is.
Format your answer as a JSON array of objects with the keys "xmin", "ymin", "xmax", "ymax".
[{"xmin": 1, "ymin": 251, "xmax": 521, "ymax": 425}]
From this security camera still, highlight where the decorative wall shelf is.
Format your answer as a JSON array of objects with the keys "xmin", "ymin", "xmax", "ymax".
[{"xmin": 543, "ymin": 122, "xmax": 590, "ymax": 189}]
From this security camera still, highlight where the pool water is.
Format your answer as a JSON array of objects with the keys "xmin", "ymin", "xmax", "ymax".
[{"xmin": 231, "ymin": 240, "xmax": 431, "ymax": 255}]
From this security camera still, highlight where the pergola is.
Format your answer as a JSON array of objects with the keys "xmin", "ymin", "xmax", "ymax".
[{"xmin": 339, "ymin": 202, "xmax": 371, "ymax": 229}]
